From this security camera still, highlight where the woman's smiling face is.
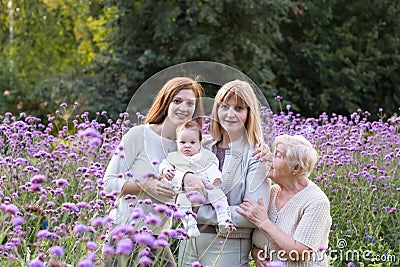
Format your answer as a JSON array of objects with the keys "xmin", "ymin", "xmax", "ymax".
[
  {"xmin": 217, "ymin": 96, "xmax": 248, "ymax": 139},
  {"xmin": 166, "ymin": 89, "xmax": 196, "ymax": 126}
]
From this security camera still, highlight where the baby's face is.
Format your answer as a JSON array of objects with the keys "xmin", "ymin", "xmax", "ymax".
[{"xmin": 177, "ymin": 128, "xmax": 201, "ymax": 157}]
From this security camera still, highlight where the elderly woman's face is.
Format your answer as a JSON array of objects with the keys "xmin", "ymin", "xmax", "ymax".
[{"xmin": 267, "ymin": 143, "xmax": 291, "ymax": 180}]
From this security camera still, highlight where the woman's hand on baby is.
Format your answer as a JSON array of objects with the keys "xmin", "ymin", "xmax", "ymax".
[
  {"xmin": 139, "ymin": 179, "xmax": 174, "ymax": 198},
  {"xmin": 183, "ymin": 173, "xmax": 209, "ymax": 199}
]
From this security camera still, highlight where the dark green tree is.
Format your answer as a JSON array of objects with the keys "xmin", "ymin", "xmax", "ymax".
[
  {"xmin": 273, "ymin": 0, "xmax": 400, "ymax": 118},
  {"xmin": 82, "ymin": 0, "xmax": 297, "ymax": 117}
]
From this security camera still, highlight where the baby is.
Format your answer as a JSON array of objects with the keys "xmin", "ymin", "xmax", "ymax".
[{"xmin": 159, "ymin": 120, "xmax": 232, "ymax": 237}]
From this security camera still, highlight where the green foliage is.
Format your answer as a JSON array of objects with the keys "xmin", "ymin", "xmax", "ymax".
[
  {"xmin": 0, "ymin": 0, "xmax": 105, "ymax": 116},
  {"xmin": 79, "ymin": 0, "xmax": 294, "ymax": 117},
  {"xmin": 1, "ymin": 0, "xmax": 399, "ymax": 119},
  {"xmin": 273, "ymin": 0, "xmax": 400, "ymax": 118}
]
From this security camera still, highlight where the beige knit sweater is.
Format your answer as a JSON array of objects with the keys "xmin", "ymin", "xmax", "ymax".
[{"xmin": 252, "ymin": 181, "xmax": 332, "ymax": 267}]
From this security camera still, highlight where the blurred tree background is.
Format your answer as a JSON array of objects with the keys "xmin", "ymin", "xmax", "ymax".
[{"xmin": 1, "ymin": 0, "xmax": 399, "ymax": 119}]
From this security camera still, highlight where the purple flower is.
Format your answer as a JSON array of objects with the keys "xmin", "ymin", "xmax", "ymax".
[
  {"xmin": 153, "ymin": 203, "xmax": 169, "ymax": 213},
  {"xmin": 186, "ymin": 191, "xmax": 206, "ymax": 204},
  {"xmin": 87, "ymin": 241, "xmax": 98, "ymax": 250},
  {"xmin": 77, "ymin": 259, "xmax": 94, "ymax": 267},
  {"xmin": 134, "ymin": 232, "xmax": 156, "ymax": 248},
  {"xmin": 266, "ymin": 261, "xmax": 286, "ymax": 267},
  {"xmin": 30, "ymin": 174, "xmax": 47, "ymax": 183},
  {"xmin": 28, "ymin": 258, "xmax": 46, "ymax": 267},
  {"xmin": 49, "ymin": 245, "xmax": 64, "ymax": 257},
  {"xmin": 12, "ymin": 216, "xmax": 25, "ymax": 226},
  {"xmin": 154, "ymin": 239, "xmax": 169, "ymax": 248},
  {"xmin": 130, "ymin": 207, "xmax": 143, "ymax": 219},
  {"xmin": 78, "ymin": 128, "xmax": 100, "ymax": 138},
  {"xmin": 89, "ymin": 137, "xmax": 102, "ymax": 147},
  {"xmin": 191, "ymin": 261, "xmax": 202, "ymax": 267},
  {"xmin": 348, "ymin": 263, "xmax": 355, "ymax": 267},
  {"xmin": 90, "ymin": 217, "xmax": 104, "ymax": 227},
  {"xmin": 139, "ymin": 256, "xmax": 153, "ymax": 266},
  {"xmin": 102, "ymin": 244, "xmax": 115, "ymax": 255},
  {"xmin": 55, "ymin": 178, "xmax": 69, "ymax": 186},
  {"xmin": 139, "ymin": 248, "xmax": 150, "ymax": 256},
  {"xmin": 174, "ymin": 210, "xmax": 186, "ymax": 220},
  {"xmin": 116, "ymin": 238, "xmax": 134, "ymax": 255},
  {"xmin": 37, "ymin": 230, "xmax": 51, "ymax": 240},
  {"xmin": 3, "ymin": 204, "xmax": 19, "ymax": 215},
  {"xmin": 144, "ymin": 213, "xmax": 161, "ymax": 225},
  {"xmin": 10, "ymin": 238, "xmax": 21, "ymax": 246},
  {"xmin": 73, "ymin": 223, "xmax": 88, "ymax": 236},
  {"xmin": 30, "ymin": 183, "xmax": 42, "ymax": 191}
]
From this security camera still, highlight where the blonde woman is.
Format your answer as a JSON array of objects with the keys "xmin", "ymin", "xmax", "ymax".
[
  {"xmin": 179, "ymin": 80, "xmax": 271, "ymax": 266},
  {"xmin": 238, "ymin": 134, "xmax": 332, "ymax": 267}
]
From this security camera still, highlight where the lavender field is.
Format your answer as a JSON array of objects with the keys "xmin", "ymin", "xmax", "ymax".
[{"xmin": 0, "ymin": 103, "xmax": 399, "ymax": 267}]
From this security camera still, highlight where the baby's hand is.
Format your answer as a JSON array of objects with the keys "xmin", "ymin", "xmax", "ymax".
[
  {"xmin": 162, "ymin": 168, "xmax": 176, "ymax": 181},
  {"xmin": 212, "ymin": 178, "xmax": 222, "ymax": 187}
]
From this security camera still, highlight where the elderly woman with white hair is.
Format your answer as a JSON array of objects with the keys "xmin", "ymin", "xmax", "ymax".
[{"xmin": 238, "ymin": 134, "xmax": 332, "ymax": 267}]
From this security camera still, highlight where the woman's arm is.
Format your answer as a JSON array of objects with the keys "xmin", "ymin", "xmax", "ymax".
[
  {"xmin": 103, "ymin": 127, "xmax": 141, "ymax": 195},
  {"xmin": 229, "ymin": 159, "xmax": 270, "ymax": 227},
  {"xmin": 103, "ymin": 127, "xmax": 173, "ymax": 198},
  {"xmin": 238, "ymin": 198, "xmax": 313, "ymax": 261}
]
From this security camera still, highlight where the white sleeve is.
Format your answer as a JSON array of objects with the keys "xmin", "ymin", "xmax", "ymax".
[
  {"xmin": 103, "ymin": 127, "xmax": 142, "ymax": 193},
  {"xmin": 205, "ymin": 156, "xmax": 222, "ymax": 184},
  {"xmin": 158, "ymin": 158, "xmax": 173, "ymax": 175}
]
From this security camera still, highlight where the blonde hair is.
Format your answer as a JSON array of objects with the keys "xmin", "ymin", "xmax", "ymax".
[
  {"xmin": 176, "ymin": 120, "xmax": 202, "ymax": 142},
  {"xmin": 273, "ymin": 134, "xmax": 318, "ymax": 177},
  {"xmin": 210, "ymin": 80, "xmax": 263, "ymax": 147},
  {"xmin": 145, "ymin": 77, "xmax": 204, "ymax": 127}
]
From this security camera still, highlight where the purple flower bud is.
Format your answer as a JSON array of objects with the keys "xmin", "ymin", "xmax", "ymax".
[
  {"xmin": 134, "ymin": 232, "xmax": 156, "ymax": 248},
  {"xmin": 77, "ymin": 259, "xmax": 94, "ymax": 267},
  {"xmin": 266, "ymin": 261, "xmax": 286, "ymax": 267},
  {"xmin": 49, "ymin": 245, "xmax": 64, "ymax": 257},
  {"xmin": 115, "ymin": 238, "xmax": 134, "ymax": 255},
  {"xmin": 73, "ymin": 223, "xmax": 88, "ymax": 236},
  {"xmin": 89, "ymin": 137, "xmax": 102, "ymax": 147},
  {"xmin": 139, "ymin": 256, "xmax": 153, "ymax": 266},
  {"xmin": 130, "ymin": 207, "xmax": 143, "ymax": 219},
  {"xmin": 91, "ymin": 217, "xmax": 104, "ymax": 227},
  {"xmin": 3, "ymin": 204, "xmax": 19, "ymax": 215},
  {"xmin": 144, "ymin": 213, "xmax": 161, "ymax": 226},
  {"xmin": 28, "ymin": 258, "xmax": 46, "ymax": 267},
  {"xmin": 31, "ymin": 174, "xmax": 47, "ymax": 184},
  {"xmin": 191, "ymin": 261, "xmax": 202, "ymax": 267},
  {"xmin": 12, "ymin": 216, "xmax": 25, "ymax": 226},
  {"xmin": 78, "ymin": 128, "xmax": 101, "ymax": 138},
  {"xmin": 102, "ymin": 245, "xmax": 115, "ymax": 255},
  {"xmin": 87, "ymin": 241, "xmax": 98, "ymax": 250}
]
